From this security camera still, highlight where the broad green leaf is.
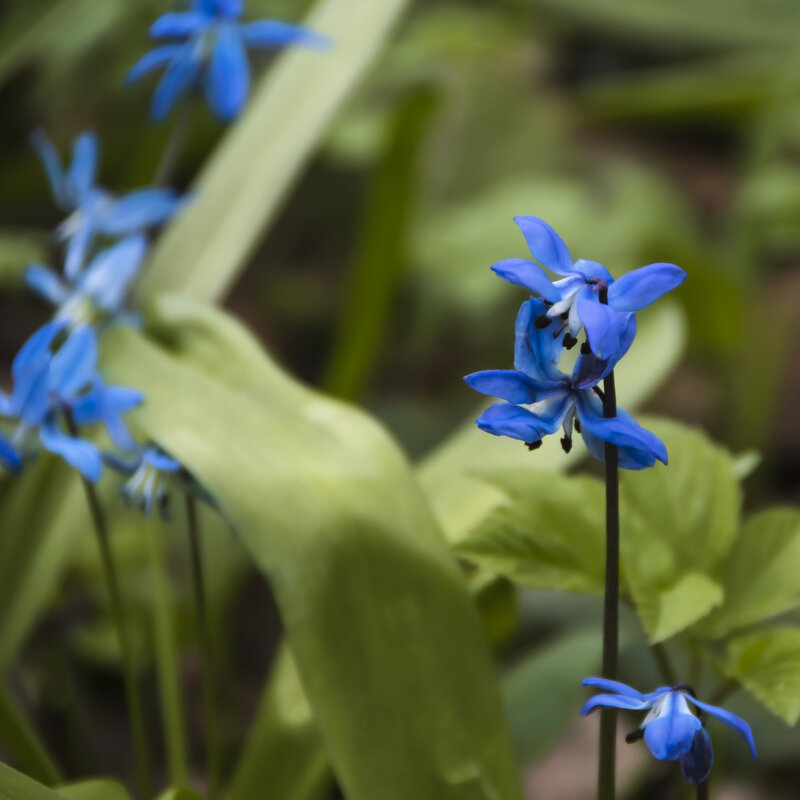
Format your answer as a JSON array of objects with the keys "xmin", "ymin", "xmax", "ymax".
[
  {"xmin": 418, "ymin": 302, "xmax": 686, "ymax": 543},
  {"xmin": 155, "ymin": 790, "xmax": 203, "ymax": 800},
  {"xmin": 139, "ymin": 0, "xmax": 412, "ymax": 303},
  {"xmin": 0, "ymin": 762, "xmax": 60, "ymax": 800},
  {"xmin": 724, "ymin": 628, "xmax": 800, "ymax": 725},
  {"xmin": 103, "ymin": 298, "xmax": 523, "ymax": 800},
  {"xmin": 628, "ymin": 572, "xmax": 723, "ymax": 644},
  {"xmin": 227, "ymin": 646, "xmax": 330, "ymax": 800},
  {"xmin": 57, "ymin": 780, "xmax": 131, "ymax": 800},
  {"xmin": 0, "ymin": 684, "xmax": 60, "ymax": 786},
  {"xmin": 457, "ymin": 473, "xmax": 605, "ymax": 594},
  {"xmin": 701, "ymin": 509, "xmax": 800, "ymax": 638}
]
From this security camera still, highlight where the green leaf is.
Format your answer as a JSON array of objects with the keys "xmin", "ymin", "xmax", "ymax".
[
  {"xmin": 418, "ymin": 302, "xmax": 686, "ymax": 544},
  {"xmin": 155, "ymin": 790, "xmax": 204, "ymax": 800},
  {"xmin": 56, "ymin": 780, "xmax": 131, "ymax": 800},
  {"xmin": 0, "ymin": 763, "xmax": 61, "ymax": 800},
  {"xmin": 701, "ymin": 508, "xmax": 800, "ymax": 638},
  {"xmin": 227, "ymin": 646, "xmax": 330, "ymax": 800},
  {"xmin": 457, "ymin": 472, "xmax": 605, "ymax": 594},
  {"xmin": 724, "ymin": 627, "xmax": 800, "ymax": 725},
  {"xmin": 139, "ymin": 0, "xmax": 412, "ymax": 303},
  {"xmin": 103, "ymin": 297, "xmax": 523, "ymax": 800}
]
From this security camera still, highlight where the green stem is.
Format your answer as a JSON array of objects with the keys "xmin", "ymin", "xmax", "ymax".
[
  {"xmin": 651, "ymin": 643, "xmax": 677, "ymax": 686},
  {"xmin": 145, "ymin": 513, "xmax": 189, "ymax": 788},
  {"xmin": 154, "ymin": 102, "xmax": 194, "ymax": 187},
  {"xmin": 697, "ymin": 779, "xmax": 709, "ymax": 800},
  {"xmin": 66, "ymin": 422, "xmax": 152, "ymax": 799},
  {"xmin": 186, "ymin": 494, "xmax": 221, "ymax": 799}
]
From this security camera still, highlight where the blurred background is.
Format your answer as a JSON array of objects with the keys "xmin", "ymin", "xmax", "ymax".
[{"xmin": 0, "ymin": 0, "xmax": 799, "ymax": 798}]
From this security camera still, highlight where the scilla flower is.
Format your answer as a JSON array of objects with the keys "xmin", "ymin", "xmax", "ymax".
[
  {"xmin": 0, "ymin": 323, "xmax": 142, "ymax": 480},
  {"xmin": 126, "ymin": 0, "xmax": 330, "ymax": 122},
  {"xmin": 492, "ymin": 217, "xmax": 686, "ymax": 362},
  {"xmin": 31, "ymin": 130, "xmax": 182, "ymax": 278},
  {"xmin": 580, "ymin": 678, "xmax": 757, "ymax": 784},
  {"xmin": 107, "ymin": 445, "xmax": 182, "ymax": 518},
  {"xmin": 26, "ymin": 235, "xmax": 147, "ymax": 328},
  {"xmin": 464, "ymin": 297, "xmax": 666, "ymax": 469}
]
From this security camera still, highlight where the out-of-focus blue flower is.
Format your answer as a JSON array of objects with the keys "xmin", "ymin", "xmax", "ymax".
[
  {"xmin": 580, "ymin": 677, "xmax": 757, "ymax": 784},
  {"xmin": 126, "ymin": 0, "xmax": 330, "ymax": 122},
  {"xmin": 31, "ymin": 130, "xmax": 182, "ymax": 278},
  {"xmin": 492, "ymin": 217, "xmax": 686, "ymax": 362},
  {"xmin": 0, "ymin": 323, "xmax": 143, "ymax": 481},
  {"xmin": 107, "ymin": 445, "xmax": 182, "ymax": 518},
  {"xmin": 26, "ymin": 235, "xmax": 147, "ymax": 328},
  {"xmin": 464, "ymin": 298, "xmax": 665, "ymax": 469}
]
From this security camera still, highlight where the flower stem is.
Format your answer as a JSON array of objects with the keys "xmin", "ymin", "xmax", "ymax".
[
  {"xmin": 145, "ymin": 513, "xmax": 189, "ymax": 788},
  {"xmin": 697, "ymin": 780, "xmax": 709, "ymax": 800},
  {"xmin": 66, "ymin": 419, "xmax": 152, "ymax": 798},
  {"xmin": 154, "ymin": 102, "xmax": 194, "ymax": 187},
  {"xmin": 185, "ymin": 494, "xmax": 221, "ymax": 799},
  {"xmin": 598, "ymin": 362, "xmax": 620, "ymax": 800}
]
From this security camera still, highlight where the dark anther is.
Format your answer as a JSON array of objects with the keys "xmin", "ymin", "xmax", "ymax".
[
  {"xmin": 592, "ymin": 386, "xmax": 605, "ymax": 401},
  {"xmin": 560, "ymin": 435, "xmax": 572, "ymax": 454},
  {"xmin": 559, "ymin": 312, "xmax": 569, "ymax": 321},
  {"xmin": 526, "ymin": 440, "xmax": 542, "ymax": 451},
  {"xmin": 534, "ymin": 314, "xmax": 552, "ymax": 329},
  {"xmin": 625, "ymin": 728, "xmax": 645, "ymax": 744},
  {"xmin": 563, "ymin": 333, "xmax": 578, "ymax": 350},
  {"xmin": 673, "ymin": 683, "xmax": 696, "ymax": 697},
  {"xmin": 574, "ymin": 418, "xmax": 581, "ymax": 434},
  {"xmin": 580, "ymin": 342, "xmax": 591, "ymax": 356}
]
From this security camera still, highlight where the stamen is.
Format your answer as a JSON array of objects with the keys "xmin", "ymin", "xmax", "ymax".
[
  {"xmin": 526, "ymin": 440, "xmax": 542, "ymax": 451},
  {"xmin": 559, "ymin": 311, "xmax": 569, "ymax": 321},
  {"xmin": 580, "ymin": 342, "xmax": 591, "ymax": 356},
  {"xmin": 563, "ymin": 333, "xmax": 578, "ymax": 350},
  {"xmin": 592, "ymin": 386, "xmax": 605, "ymax": 402},
  {"xmin": 574, "ymin": 418, "xmax": 581, "ymax": 434},
  {"xmin": 534, "ymin": 314, "xmax": 552, "ymax": 329},
  {"xmin": 625, "ymin": 728, "xmax": 645, "ymax": 744},
  {"xmin": 560, "ymin": 435, "xmax": 572, "ymax": 454}
]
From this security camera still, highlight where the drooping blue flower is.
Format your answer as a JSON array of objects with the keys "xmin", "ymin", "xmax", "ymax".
[
  {"xmin": 492, "ymin": 217, "xmax": 686, "ymax": 362},
  {"xmin": 126, "ymin": 0, "xmax": 330, "ymax": 122},
  {"xmin": 0, "ymin": 323, "xmax": 143, "ymax": 481},
  {"xmin": 107, "ymin": 445, "xmax": 182, "ymax": 518},
  {"xmin": 580, "ymin": 678, "xmax": 757, "ymax": 785},
  {"xmin": 26, "ymin": 234, "xmax": 147, "ymax": 328},
  {"xmin": 31, "ymin": 130, "xmax": 182, "ymax": 278},
  {"xmin": 464, "ymin": 297, "xmax": 665, "ymax": 469}
]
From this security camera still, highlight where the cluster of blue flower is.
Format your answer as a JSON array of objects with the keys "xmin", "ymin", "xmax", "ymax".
[{"xmin": 0, "ymin": 0, "xmax": 326, "ymax": 515}]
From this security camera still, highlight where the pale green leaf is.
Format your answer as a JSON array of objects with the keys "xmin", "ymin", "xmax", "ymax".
[
  {"xmin": 57, "ymin": 781, "xmax": 131, "ymax": 800},
  {"xmin": 724, "ymin": 627, "xmax": 800, "ymax": 725},
  {"xmin": 0, "ymin": 763, "xmax": 60, "ymax": 800},
  {"xmin": 139, "ymin": 0, "xmax": 411, "ymax": 303},
  {"xmin": 102, "ymin": 298, "xmax": 523, "ymax": 800},
  {"xmin": 457, "ymin": 472, "xmax": 605, "ymax": 594},
  {"xmin": 701, "ymin": 508, "xmax": 800, "ymax": 638},
  {"xmin": 155, "ymin": 790, "xmax": 203, "ymax": 800}
]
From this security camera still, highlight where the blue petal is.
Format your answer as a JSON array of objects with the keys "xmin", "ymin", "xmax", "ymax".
[
  {"xmin": 679, "ymin": 729, "xmax": 714, "ymax": 785},
  {"xmin": 571, "ymin": 314, "xmax": 635, "ymax": 389},
  {"xmin": 571, "ymin": 258, "xmax": 613, "ymax": 283},
  {"xmin": 512, "ymin": 217, "xmax": 574, "ymax": 276},
  {"xmin": 143, "ymin": 447, "xmax": 181, "ymax": 472},
  {"xmin": 25, "ymin": 263, "xmax": 68, "ymax": 306},
  {"xmin": 66, "ymin": 132, "xmax": 98, "ymax": 200},
  {"xmin": 513, "ymin": 298, "xmax": 566, "ymax": 383},
  {"xmin": 40, "ymin": 417, "xmax": 102, "ymax": 482},
  {"xmin": 214, "ymin": 0, "xmax": 244, "ymax": 18},
  {"xmin": 581, "ymin": 677, "xmax": 650, "ymax": 701},
  {"xmin": 63, "ymin": 222, "xmax": 94, "ymax": 280},
  {"xmin": 78, "ymin": 235, "xmax": 147, "ymax": 312},
  {"xmin": 29, "ymin": 129, "xmax": 72, "ymax": 210},
  {"xmin": 150, "ymin": 12, "xmax": 208, "ymax": 38},
  {"xmin": 644, "ymin": 704, "xmax": 701, "ymax": 761},
  {"xmin": 49, "ymin": 325, "xmax": 96, "ymax": 399},
  {"xmin": 575, "ymin": 285, "xmax": 627, "ymax": 361},
  {"xmin": 685, "ymin": 696, "xmax": 757, "ymax": 758},
  {"xmin": 206, "ymin": 24, "xmax": 250, "ymax": 121},
  {"xmin": 151, "ymin": 41, "xmax": 203, "ymax": 121},
  {"xmin": 580, "ymin": 694, "xmax": 654, "ymax": 715},
  {"xmin": 99, "ymin": 385, "xmax": 144, "ymax": 452},
  {"xmin": 0, "ymin": 434, "xmax": 21, "ymax": 473},
  {"xmin": 491, "ymin": 258, "xmax": 562, "ymax": 302},
  {"xmin": 608, "ymin": 262, "xmax": 687, "ymax": 312},
  {"xmin": 97, "ymin": 189, "xmax": 181, "ymax": 235},
  {"xmin": 575, "ymin": 392, "xmax": 668, "ymax": 470},
  {"xmin": 240, "ymin": 20, "xmax": 331, "ymax": 50},
  {"xmin": 475, "ymin": 403, "xmax": 549, "ymax": 443},
  {"xmin": 125, "ymin": 45, "xmax": 183, "ymax": 85},
  {"xmin": 12, "ymin": 321, "xmax": 63, "ymax": 385},
  {"xmin": 464, "ymin": 370, "xmax": 539, "ymax": 404}
]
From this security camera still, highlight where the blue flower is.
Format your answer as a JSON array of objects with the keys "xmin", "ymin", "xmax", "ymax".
[
  {"xmin": 26, "ymin": 235, "xmax": 147, "ymax": 328},
  {"xmin": 107, "ymin": 445, "xmax": 182, "ymax": 518},
  {"xmin": 126, "ymin": 0, "xmax": 330, "ymax": 122},
  {"xmin": 492, "ymin": 217, "xmax": 686, "ymax": 362},
  {"xmin": 0, "ymin": 323, "xmax": 143, "ymax": 481},
  {"xmin": 580, "ymin": 678, "xmax": 757, "ymax": 785},
  {"xmin": 464, "ymin": 298, "xmax": 666, "ymax": 469},
  {"xmin": 31, "ymin": 130, "xmax": 182, "ymax": 278}
]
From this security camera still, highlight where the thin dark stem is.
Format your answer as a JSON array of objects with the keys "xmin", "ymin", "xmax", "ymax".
[
  {"xmin": 185, "ymin": 494, "xmax": 221, "ymax": 799},
  {"xmin": 66, "ymin": 418, "xmax": 152, "ymax": 798},
  {"xmin": 696, "ymin": 779, "xmax": 709, "ymax": 800},
  {"xmin": 154, "ymin": 102, "xmax": 194, "ymax": 187},
  {"xmin": 598, "ymin": 286, "xmax": 620, "ymax": 800},
  {"xmin": 651, "ymin": 642, "xmax": 677, "ymax": 686}
]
